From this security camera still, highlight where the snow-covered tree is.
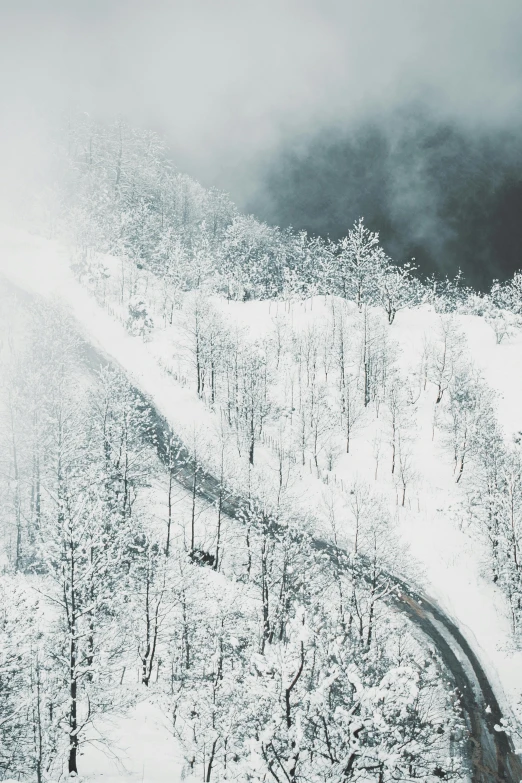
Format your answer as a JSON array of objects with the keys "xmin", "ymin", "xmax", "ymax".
[
  {"xmin": 376, "ymin": 261, "xmax": 421, "ymax": 324},
  {"xmin": 335, "ymin": 218, "xmax": 386, "ymax": 308}
]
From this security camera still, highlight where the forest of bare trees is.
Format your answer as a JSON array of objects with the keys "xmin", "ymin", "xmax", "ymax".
[{"xmin": 2, "ymin": 113, "xmax": 522, "ymax": 781}]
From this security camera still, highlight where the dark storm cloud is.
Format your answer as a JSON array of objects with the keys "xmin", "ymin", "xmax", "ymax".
[
  {"xmin": 1, "ymin": 0, "xmax": 522, "ymax": 283},
  {"xmin": 253, "ymin": 111, "xmax": 522, "ymax": 287}
]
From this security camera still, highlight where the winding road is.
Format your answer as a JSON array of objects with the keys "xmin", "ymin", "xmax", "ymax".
[
  {"xmin": 91, "ymin": 337, "xmax": 522, "ymax": 783},
  {"xmin": 107, "ymin": 347, "xmax": 522, "ymax": 783},
  {"xmin": 3, "ymin": 273, "xmax": 521, "ymax": 782}
]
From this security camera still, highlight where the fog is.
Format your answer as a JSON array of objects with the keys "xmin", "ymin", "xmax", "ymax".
[{"xmin": 2, "ymin": 0, "xmax": 522, "ymax": 284}]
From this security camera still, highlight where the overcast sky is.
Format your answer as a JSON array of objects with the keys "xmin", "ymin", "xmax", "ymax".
[
  {"xmin": 2, "ymin": 0, "xmax": 522, "ymax": 282},
  {"xmin": 2, "ymin": 0, "xmax": 521, "ymax": 175}
]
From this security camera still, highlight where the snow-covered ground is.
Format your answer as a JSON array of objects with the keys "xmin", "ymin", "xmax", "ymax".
[
  {"xmin": 2, "ymin": 223, "xmax": 522, "ymax": 774},
  {"xmin": 80, "ymin": 702, "xmax": 183, "ymax": 783},
  {"xmin": 207, "ymin": 298, "xmax": 522, "ymax": 720}
]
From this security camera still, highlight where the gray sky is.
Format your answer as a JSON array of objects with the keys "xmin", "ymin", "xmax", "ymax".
[
  {"xmin": 1, "ymin": 0, "xmax": 522, "ymax": 284},
  {"xmin": 2, "ymin": 0, "xmax": 521, "ymax": 186}
]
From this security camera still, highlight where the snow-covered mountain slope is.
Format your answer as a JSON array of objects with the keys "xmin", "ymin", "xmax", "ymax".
[{"xmin": 2, "ymin": 223, "xmax": 522, "ymax": 772}]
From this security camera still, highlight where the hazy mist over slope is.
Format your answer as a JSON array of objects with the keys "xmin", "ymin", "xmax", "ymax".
[
  {"xmin": 1, "ymin": 0, "xmax": 522, "ymax": 285},
  {"xmin": 252, "ymin": 111, "xmax": 522, "ymax": 287}
]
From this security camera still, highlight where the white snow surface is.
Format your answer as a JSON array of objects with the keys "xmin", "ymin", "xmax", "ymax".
[
  {"xmin": 80, "ymin": 701, "xmax": 183, "ymax": 783},
  {"xmin": 2, "ymin": 223, "xmax": 522, "ymax": 775}
]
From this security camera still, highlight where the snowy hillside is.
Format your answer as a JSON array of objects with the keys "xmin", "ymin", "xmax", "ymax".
[{"xmin": 2, "ymin": 222, "xmax": 522, "ymax": 781}]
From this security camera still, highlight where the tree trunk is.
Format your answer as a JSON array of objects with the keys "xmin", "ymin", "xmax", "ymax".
[
  {"xmin": 33, "ymin": 656, "xmax": 44, "ymax": 783},
  {"xmin": 196, "ymin": 331, "xmax": 202, "ymax": 397},
  {"xmin": 206, "ymin": 738, "xmax": 218, "ymax": 782},
  {"xmin": 69, "ymin": 584, "xmax": 78, "ymax": 773},
  {"xmin": 261, "ymin": 537, "xmax": 270, "ymax": 653},
  {"xmin": 285, "ymin": 640, "xmax": 305, "ymax": 782},
  {"xmin": 142, "ymin": 562, "xmax": 163, "ymax": 687},
  {"xmin": 190, "ymin": 469, "xmax": 197, "ymax": 556},
  {"xmin": 249, "ymin": 410, "xmax": 255, "ymax": 465},
  {"xmin": 166, "ymin": 468, "xmax": 173, "ymax": 557},
  {"xmin": 214, "ymin": 487, "xmax": 223, "ymax": 571}
]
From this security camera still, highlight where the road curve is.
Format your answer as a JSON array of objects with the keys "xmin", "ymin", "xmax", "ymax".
[
  {"xmin": 3, "ymin": 275, "xmax": 521, "ymax": 783},
  {"xmin": 121, "ymin": 362, "xmax": 522, "ymax": 783},
  {"xmin": 118, "ymin": 357, "xmax": 522, "ymax": 783}
]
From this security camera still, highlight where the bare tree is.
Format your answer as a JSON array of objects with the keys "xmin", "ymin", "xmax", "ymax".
[{"xmin": 429, "ymin": 316, "xmax": 463, "ymax": 404}]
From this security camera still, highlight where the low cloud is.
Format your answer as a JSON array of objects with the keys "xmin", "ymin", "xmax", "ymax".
[{"xmin": 2, "ymin": 0, "xmax": 522, "ymax": 282}]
